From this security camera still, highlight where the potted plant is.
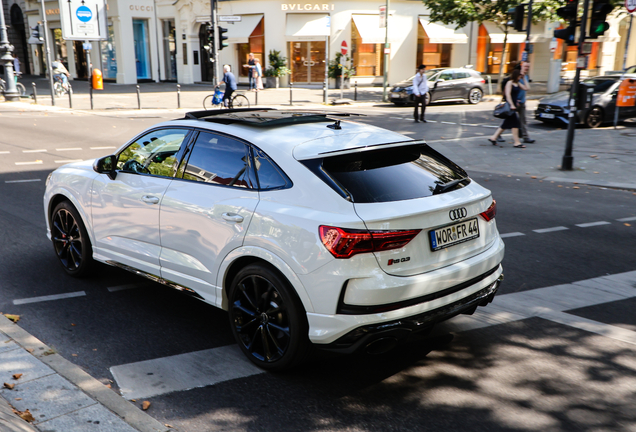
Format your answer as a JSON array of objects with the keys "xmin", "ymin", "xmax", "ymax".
[
  {"xmin": 328, "ymin": 53, "xmax": 354, "ymax": 89},
  {"xmin": 266, "ymin": 50, "xmax": 291, "ymax": 88}
]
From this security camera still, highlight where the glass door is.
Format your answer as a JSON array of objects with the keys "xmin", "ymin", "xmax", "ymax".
[
  {"xmin": 289, "ymin": 41, "xmax": 326, "ymax": 84},
  {"xmin": 133, "ymin": 19, "xmax": 151, "ymax": 80}
]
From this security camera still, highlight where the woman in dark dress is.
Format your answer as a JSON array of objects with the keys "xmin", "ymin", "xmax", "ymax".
[{"xmin": 489, "ymin": 69, "xmax": 529, "ymax": 148}]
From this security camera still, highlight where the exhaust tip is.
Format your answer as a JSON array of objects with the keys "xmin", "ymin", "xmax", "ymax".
[{"xmin": 365, "ymin": 337, "xmax": 398, "ymax": 355}]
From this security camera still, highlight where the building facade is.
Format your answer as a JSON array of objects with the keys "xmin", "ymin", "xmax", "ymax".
[{"xmin": 8, "ymin": 0, "xmax": 635, "ymax": 87}]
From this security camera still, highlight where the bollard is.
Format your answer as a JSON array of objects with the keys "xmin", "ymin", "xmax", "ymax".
[
  {"xmin": 487, "ymin": 75, "xmax": 493, "ymax": 95},
  {"xmin": 255, "ymin": 89, "xmax": 258, "ymax": 106},
  {"xmin": 323, "ymin": 80, "xmax": 326, "ymax": 102},
  {"xmin": 177, "ymin": 84, "xmax": 181, "ymax": 109},
  {"xmin": 136, "ymin": 85, "xmax": 141, "ymax": 110},
  {"xmin": 31, "ymin": 82, "xmax": 37, "ymax": 104},
  {"xmin": 68, "ymin": 84, "xmax": 73, "ymax": 109},
  {"xmin": 289, "ymin": 82, "xmax": 293, "ymax": 106},
  {"xmin": 354, "ymin": 81, "xmax": 358, "ymax": 101}
]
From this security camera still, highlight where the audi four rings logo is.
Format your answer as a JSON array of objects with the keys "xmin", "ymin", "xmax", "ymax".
[{"xmin": 449, "ymin": 207, "xmax": 467, "ymax": 221}]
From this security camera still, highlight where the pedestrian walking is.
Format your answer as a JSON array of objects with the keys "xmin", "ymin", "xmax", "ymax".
[
  {"xmin": 517, "ymin": 61, "xmax": 535, "ymax": 143},
  {"xmin": 488, "ymin": 68, "xmax": 529, "ymax": 148},
  {"xmin": 218, "ymin": 65, "xmax": 237, "ymax": 108},
  {"xmin": 413, "ymin": 64, "xmax": 428, "ymax": 123},
  {"xmin": 243, "ymin": 53, "xmax": 256, "ymax": 91},
  {"xmin": 253, "ymin": 58, "xmax": 264, "ymax": 91}
]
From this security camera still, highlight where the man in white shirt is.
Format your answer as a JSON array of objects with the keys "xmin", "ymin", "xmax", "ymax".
[{"xmin": 413, "ymin": 64, "xmax": 429, "ymax": 123}]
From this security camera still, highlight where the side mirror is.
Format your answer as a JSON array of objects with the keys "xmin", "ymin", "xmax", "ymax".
[{"xmin": 93, "ymin": 155, "xmax": 117, "ymax": 180}]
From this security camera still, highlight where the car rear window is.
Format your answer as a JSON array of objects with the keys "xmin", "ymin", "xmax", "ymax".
[{"xmin": 308, "ymin": 144, "xmax": 469, "ymax": 203}]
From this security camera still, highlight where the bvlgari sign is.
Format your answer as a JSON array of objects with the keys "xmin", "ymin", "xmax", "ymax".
[{"xmin": 281, "ymin": 3, "xmax": 335, "ymax": 11}]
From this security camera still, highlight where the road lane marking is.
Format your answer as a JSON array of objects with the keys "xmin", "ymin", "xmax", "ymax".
[
  {"xmin": 13, "ymin": 291, "xmax": 86, "ymax": 305},
  {"xmin": 390, "ymin": 117, "xmax": 403, "ymax": 120},
  {"xmin": 536, "ymin": 310, "xmax": 636, "ymax": 346},
  {"xmin": 482, "ymin": 125, "xmax": 499, "ymax": 128},
  {"xmin": 500, "ymin": 232, "xmax": 525, "ymax": 238},
  {"xmin": 533, "ymin": 226, "xmax": 568, "ymax": 234},
  {"xmin": 15, "ymin": 161, "xmax": 43, "ymax": 165},
  {"xmin": 56, "ymin": 147, "xmax": 83, "ymax": 151},
  {"xmin": 110, "ymin": 344, "xmax": 264, "ymax": 400},
  {"xmin": 441, "ymin": 121, "xmax": 455, "ymax": 125},
  {"xmin": 0, "ymin": 151, "xmax": 9, "ymax": 154},
  {"xmin": 90, "ymin": 146, "xmax": 116, "ymax": 150},
  {"xmin": 4, "ymin": 179, "xmax": 41, "ymax": 183},
  {"xmin": 55, "ymin": 159, "xmax": 83, "ymax": 164},
  {"xmin": 575, "ymin": 221, "xmax": 611, "ymax": 228},
  {"xmin": 617, "ymin": 217, "xmax": 636, "ymax": 222},
  {"xmin": 22, "ymin": 149, "xmax": 46, "ymax": 153}
]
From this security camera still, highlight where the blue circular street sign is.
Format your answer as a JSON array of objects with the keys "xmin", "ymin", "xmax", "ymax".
[{"xmin": 76, "ymin": 6, "xmax": 93, "ymax": 23}]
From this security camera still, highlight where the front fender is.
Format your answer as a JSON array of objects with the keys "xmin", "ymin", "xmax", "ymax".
[
  {"xmin": 44, "ymin": 186, "xmax": 95, "ymax": 247},
  {"xmin": 216, "ymin": 246, "xmax": 315, "ymax": 314}
]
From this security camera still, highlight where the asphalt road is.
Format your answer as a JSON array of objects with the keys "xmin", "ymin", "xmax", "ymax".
[{"xmin": 1, "ymin": 103, "xmax": 635, "ymax": 431}]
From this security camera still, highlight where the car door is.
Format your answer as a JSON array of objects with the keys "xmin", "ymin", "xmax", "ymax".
[
  {"xmin": 91, "ymin": 128, "xmax": 192, "ymax": 276},
  {"xmin": 430, "ymin": 70, "xmax": 456, "ymax": 101},
  {"xmin": 158, "ymin": 130, "xmax": 260, "ymax": 303}
]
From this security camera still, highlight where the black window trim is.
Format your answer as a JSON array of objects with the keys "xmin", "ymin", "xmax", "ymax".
[
  {"xmin": 171, "ymin": 127, "xmax": 293, "ymax": 192},
  {"xmin": 115, "ymin": 127, "xmax": 195, "ymax": 179}
]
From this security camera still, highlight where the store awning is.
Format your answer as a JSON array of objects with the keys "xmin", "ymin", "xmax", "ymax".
[
  {"xmin": 225, "ymin": 15, "xmax": 263, "ymax": 44},
  {"xmin": 483, "ymin": 22, "xmax": 527, "ymax": 44},
  {"xmin": 351, "ymin": 15, "xmax": 386, "ymax": 44},
  {"xmin": 418, "ymin": 18, "xmax": 467, "ymax": 44},
  {"xmin": 286, "ymin": 14, "xmax": 330, "ymax": 40}
]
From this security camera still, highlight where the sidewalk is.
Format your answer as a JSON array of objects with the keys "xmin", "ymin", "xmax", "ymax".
[{"xmin": 0, "ymin": 315, "xmax": 169, "ymax": 432}]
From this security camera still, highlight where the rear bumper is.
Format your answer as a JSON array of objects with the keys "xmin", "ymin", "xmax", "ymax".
[{"xmin": 319, "ymin": 272, "xmax": 502, "ymax": 354}]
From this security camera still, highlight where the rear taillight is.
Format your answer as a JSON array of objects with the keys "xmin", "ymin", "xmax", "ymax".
[
  {"xmin": 481, "ymin": 79, "xmax": 486, "ymax": 84},
  {"xmin": 479, "ymin": 200, "xmax": 497, "ymax": 222},
  {"xmin": 319, "ymin": 226, "xmax": 421, "ymax": 259}
]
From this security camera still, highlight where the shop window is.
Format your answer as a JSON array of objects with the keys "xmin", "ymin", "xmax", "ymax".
[
  {"xmin": 52, "ymin": 29, "xmax": 68, "ymax": 67},
  {"xmin": 351, "ymin": 20, "xmax": 383, "ymax": 76},
  {"xmin": 416, "ymin": 23, "xmax": 451, "ymax": 70},
  {"xmin": 100, "ymin": 22, "xmax": 117, "ymax": 80},
  {"xmin": 238, "ymin": 17, "xmax": 264, "ymax": 77}
]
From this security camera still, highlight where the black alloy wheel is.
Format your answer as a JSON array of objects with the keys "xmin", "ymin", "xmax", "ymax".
[
  {"xmin": 229, "ymin": 264, "xmax": 309, "ymax": 371},
  {"xmin": 585, "ymin": 106, "xmax": 604, "ymax": 128},
  {"xmin": 468, "ymin": 88, "xmax": 483, "ymax": 104},
  {"xmin": 51, "ymin": 201, "xmax": 94, "ymax": 277}
]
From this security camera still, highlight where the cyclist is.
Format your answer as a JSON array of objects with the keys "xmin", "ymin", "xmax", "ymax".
[
  {"xmin": 52, "ymin": 58, "xmax": 70, "ymax": 92},
  {"xmin": 217, "ymin": 64, "xmax": 237, "ymax": 108}
]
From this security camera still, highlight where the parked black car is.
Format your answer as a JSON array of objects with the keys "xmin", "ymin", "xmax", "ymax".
[
  {"xmin": 390, "ymin": 67, "xmax": 486, "ymax": 106},
  {"xmin": 535, "ymin": 74, "xmax": 636, "ymax": 128}
]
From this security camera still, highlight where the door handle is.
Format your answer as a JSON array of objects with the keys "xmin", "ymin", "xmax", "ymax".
[
  {"xmin": 303, "ymin": 61, "xmax": 309, "ymax": 66},
  {"xmin": 309, "ymin": 61, "xmax": 315, "ymax": 66},
  {"xmin": 141, "ymin": 195, "xmax": 160, "ymax": 204},
  {"xmin": 222, "ymin": 213, "xmax": 244, "ymax": 223}
]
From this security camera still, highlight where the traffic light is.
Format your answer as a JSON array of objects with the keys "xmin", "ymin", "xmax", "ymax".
[
  {"xmin": 203, "ymin": 23, "xmax": 214, "ymax": 53},
  {"xmin": 554, "ymin": 0, "xmax": 578, "ymax": 45},
  {"xmin": 507, "ymin": 4, "xmax": 526, "ymax": 32},
  {"xmin": 588, "ymin": 0, "xmax": 613, "ymax": 38},
  {"xmin": 218, "ymin": 26, "xmax": 228, "ymax": 51}
]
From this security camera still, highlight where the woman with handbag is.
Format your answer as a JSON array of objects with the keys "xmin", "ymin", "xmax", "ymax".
[{"xmin": 488, "ymin": 68, "xmax": 529, "ymax": 148}]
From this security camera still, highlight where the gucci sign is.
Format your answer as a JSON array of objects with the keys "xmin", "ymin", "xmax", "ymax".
[{"xmin": 129, "ymin": 5, "xmax": 154, "ymax": 12}]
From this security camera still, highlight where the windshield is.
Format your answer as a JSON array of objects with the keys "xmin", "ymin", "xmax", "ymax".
[{"xmin": 582, "ymin": 78, "xmax": 618, "ymax": 93}]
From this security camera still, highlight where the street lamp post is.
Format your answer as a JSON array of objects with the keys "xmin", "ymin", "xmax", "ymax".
[{"xmin": 0, "ymin": 0, "xmax": 20, "ymax": 101}]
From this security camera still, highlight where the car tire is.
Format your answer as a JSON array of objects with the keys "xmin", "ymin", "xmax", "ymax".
[
  {"xmin": 50, "ymin": 201, "xmax": 94, "ymax": 277},
  {"xmin": 228, "ymin": 263, "xmax": 310, "ymax": 371},
  {"xmin": 585, "ymin": 106, "xmax": 604, "ymax": 128},
  {"xmin": 468, "ymin": 88, "xmax": 483, "ymax": 104}
]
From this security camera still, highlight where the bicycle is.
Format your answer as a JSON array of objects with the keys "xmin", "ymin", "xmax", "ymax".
[
  {"xmin": 0, "ymin": 74, "xmax": 26, "ymax": 97},
  {"xmin": 53, "ymin": 74, "xmax": 71, "ymax": 97},
  {"xmin": 203, "ymin": 86, "xmax": 250, "ymax": 110}
]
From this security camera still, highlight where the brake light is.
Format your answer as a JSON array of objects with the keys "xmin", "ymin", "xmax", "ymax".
[
  {"xmin": 479, "ymin": 200, "xmax": 497, "ymax": 222},
  {"xmin": 481, "ymin": 79, "xmax": 486, "ymax": 84},
  {"xmin": 319, "ymin": 226, "xmax": 421, "ymax": 259}
]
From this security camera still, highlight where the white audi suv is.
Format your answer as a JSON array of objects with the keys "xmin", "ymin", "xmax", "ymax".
[{"xmin": 44, "ymin": 109, "xmax": 505, "ymax": 370}]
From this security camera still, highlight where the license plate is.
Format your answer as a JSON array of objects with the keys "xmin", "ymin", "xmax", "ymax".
[
  {"xmin": 429, "ymin": 218, "xmax": 479, "ymax": 251},
  {"xmin": 391, "ymin": 92, "xmax": 401, "ymax": 98},
  {"xmin": 540, "ymin": 113, "xmax": 555, "ymax": 119}
]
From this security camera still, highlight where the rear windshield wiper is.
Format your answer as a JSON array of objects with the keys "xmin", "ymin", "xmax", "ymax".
[{"xmin": 432, "ymin": 178, "xmax": 469, "ymax": 195}]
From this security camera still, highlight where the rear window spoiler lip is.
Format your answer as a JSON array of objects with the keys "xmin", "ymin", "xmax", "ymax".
[{"xmin": 295, "ymin": 139, "xmax": 428, "ymax": 161}]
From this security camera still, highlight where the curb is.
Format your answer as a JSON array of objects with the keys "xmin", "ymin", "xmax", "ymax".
[{"xmin": 0, "ymin": 315, "xmax": 170, "ymax": 432}]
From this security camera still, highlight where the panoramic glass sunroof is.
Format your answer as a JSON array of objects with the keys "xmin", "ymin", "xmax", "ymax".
[{"xmin": 184, "ymin": 109, "xmax": 362, "ymax": 127}]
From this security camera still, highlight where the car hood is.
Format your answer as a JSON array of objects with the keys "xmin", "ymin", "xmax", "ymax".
[
  {"xmin": 539, "ymin": 91, "xmax": 570, "ymax": 107},
  {"xmin": 392, "ymin": 79, "xmax": 413, "ymax": 90}
]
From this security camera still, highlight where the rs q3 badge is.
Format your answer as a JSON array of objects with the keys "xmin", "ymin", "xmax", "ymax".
[{"xmin": 388, "ymin": 257, "xmax": 410, "ymax": 265}]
